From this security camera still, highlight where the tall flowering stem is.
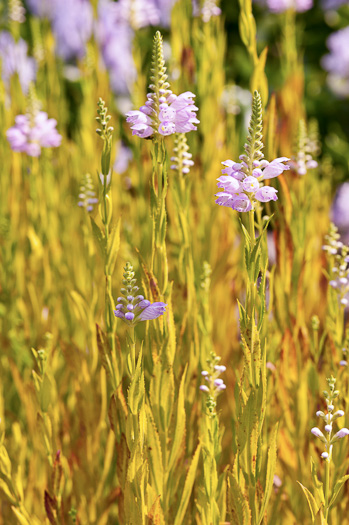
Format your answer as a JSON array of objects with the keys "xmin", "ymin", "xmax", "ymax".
[
  {"xmin": 94, "ymin": 99, "xmax": 122, "ymax": 388},
  {"xmin": 300, "ymin": 376, "xmax": 349, "ymax": 522},
  {"xmin": 198, "ymin": 354, "xmax": 226, "ymax": 524},
  {"xmin": 216, "ymin": 91, "xmax": 287, "ymax": 524}
]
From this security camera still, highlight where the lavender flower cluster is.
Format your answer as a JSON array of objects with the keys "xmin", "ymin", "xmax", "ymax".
[
  {"xmin": 6, "ymin": 111, "xmax": 62, "ymax": 157},
  {"xmin": 0, "ymin": 31, "xmax": 36, "ymax": 95},
  {"xmin": 216, "ymin": 157, "xmax": 290, "ymax": 211},
  {"xmin": 127, "ymin": 91, "xmax": 199, "ymax": 138},
  {"xmin": 114, "ymin": 263, "xmax": 167, "ymax": 325}
]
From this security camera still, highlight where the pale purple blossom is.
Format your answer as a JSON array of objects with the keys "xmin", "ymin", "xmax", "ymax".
[
  {"xmin": 216, "ymin": 157, "xmax": 289, "ymax": 211},
  {"xmin": 127, "ymin": 91, "xmax": 199, "ymax": 139},
  {"xmin": 200, "ymin": 358, "xmax": 226, "ymax": 398},
  {"xmin": 0, "ymin": 31, "xmax": 36, "ymax": 94},
  {"xmin": 6, "ymin": 112, "xmax": 62, "ymax": 157},
  {"xmin": 26, "ymin": 0, "xmax": 56, "ymax": 17}
]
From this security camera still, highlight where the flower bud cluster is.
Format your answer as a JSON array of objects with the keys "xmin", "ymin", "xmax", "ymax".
[
  {"xmin": 323, "ymin": 224, "xmax": 349, "ymax": 306},
  {"xmin": 215, "ymin": 91, "xmax": 289, "ymax": 212},
  {"xmin": 288, "ymin": 120, "xmax": 318, "ymax": 176},
  {"xmin": 311, "ymin": 376, "xmax": 349, "ymax": 460},
  {"xmin": 114, "ymin": 262, "xmax": 167, "ymax": 325},
  {"xmin": 126, "ymin": 32, "xmax": 199, "ymax": 139},
  {"xmin": 78, "ymin": 173, "xmax": 98, "ymax": 213},
  {"xmin": 200, "ymin": 352, "xmax": 226, "ymax": 416},
  {"xmin": 171, "ymin": 133, "xmax": 194, "ymax": 176}
]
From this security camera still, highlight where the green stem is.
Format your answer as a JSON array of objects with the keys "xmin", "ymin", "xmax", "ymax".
[{"xmin": 324, "ymin": 451, "xmax": 331, "ymax": 521}]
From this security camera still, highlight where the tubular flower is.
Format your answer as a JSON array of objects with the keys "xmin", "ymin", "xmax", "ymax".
[{"xmin": 114, "ymin": 262, "xmax": 167, "ymax": 325}]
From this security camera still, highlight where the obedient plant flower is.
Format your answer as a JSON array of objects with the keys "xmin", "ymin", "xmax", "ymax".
[
  {"xmin": 323, "ymin": 224, "xmax": 349, "ymax": 306},
  {"xmin": 192, "ymin": 0, "xmax": 222, "ymax": 22},
  {"xmin": 322, "ymin": 27, "xmax": 349, "ymax": 98},
  {"xmin": 26, "ymin": 0, "xmax": 56, "ymax": 17},
  {"xmin": 114, "ymin": 262, "xmax": 167, "ymax": 325},
  {"xmin": 264, "ymin": 0, "xmax": 313, "ymax": 12},
  {"xmin": 78, "ymin": 173, "xmax": 98, "ymax": 213},
  {"xmin": 114, "ymin": 141, "xmax": 133, "ymax": 174},
  {"xmin": 311, "ymin": 377, "xmax": 349, "ymax": 459},
  {"xmin": 288, "ymin": 120, "xmax": 318, "ymax": 176},
  {"xmin": 0, "ymin": 31, "xmax": 36, "ymax": 94},
  {"xmin": 126, "ymin": 31, "xmax": 199, "ymax": 139},
  {"xmin": 9, "ymin": 0, "xmax": 26, "ymax": 23},
  {"xmin": 216, "ymin": 91, "xmax": 289, "ymax": 212},
  {"xmin": 200, "ymin": 352, "xmax": 226, "ymax": 417},
  {"xmin": 6, "ymin": 111, "xmax": 62, "ymax": 157},
  {"xmin": 171, "ymin": 134, "xmax": 194, "ymax": 175}
]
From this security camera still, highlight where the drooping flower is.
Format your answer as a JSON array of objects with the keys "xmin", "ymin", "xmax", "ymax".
[
  {"xmin": 126, "ymin": 31, "xmax": 199, "ymax": 139},
  {"xmin": 114, "ymin": 262, "xmax": 167, "ymax": 325},
  {"xmin": 6, "ymin": 111, "xmax": 62, "ymax": 157},
  {"xmin": 0, "ymin": 31, "xmax": 36, "ymax": 94}
]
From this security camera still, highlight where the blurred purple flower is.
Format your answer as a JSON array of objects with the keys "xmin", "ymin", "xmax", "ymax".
[
  {"xmin": 322, "ymin": 0, "xmax": 347, "ymax": 9},
  {"xmin": 51, "ymin": 0, "xmax": 93, "ymax": 61},
  {"xmin": 26, "ymin": 0, "xmax": 56, "ymax": 17},
  {"xmin": 331, "ymin": 183, "xmax": 349, "ymax": 237},
  {"xmin": 6, "ymin": 111, "xmax": 62, "ymax": 157},
  {"xmin": 265, "ymin": 0, "xmax": 313, "ymax": 12},
  {"xmin": 0, "ymin": 31, "xmax": 36, "ymax": 94},
  {"xmin": 114, "ymin": 141, "xmax": 133, "ymax": 173},
  {"xmin": 96, "ymin": 0, "xmax": 136, "ymax": 95},
  {"xmin": 322, "ymin": 27, "xmax": 349, "ymax": 97}
]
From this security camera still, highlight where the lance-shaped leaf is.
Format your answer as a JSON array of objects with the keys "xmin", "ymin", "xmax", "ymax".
[
  {"xmin": 127, "ymin": 349, "xmax": 144, "ymax": 415},
  {"xmin": 227, "ymin": 470, "xmax": 251, "ymax": 525},
  {"xmin": 168, "ymin": 367, "xmax": 187, "ymax": 473},
  {"xmin": 297, "ymin": 481, "xmax": 321, "ymax": 522},
  {"xmin": 257, "ymin": 424, "xmax": 278, "ymax": 525},
  {"xmin": 106, "ymin": 218, "xmax": 121, "ymax": 275},
  {"xmin": 328, "ymin": 474, "xmax": 349, "ymax": 510},
  {"xmin": 145, "ymin": 404, "xmax": 164, "ymax": 499},
  {"xmin": 90, "ymin": 217, "xmax": 106, "ymax": 260},
  {"xmin": 174, "ymin": 443, "xmax": 201, "ymax": 525}
]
